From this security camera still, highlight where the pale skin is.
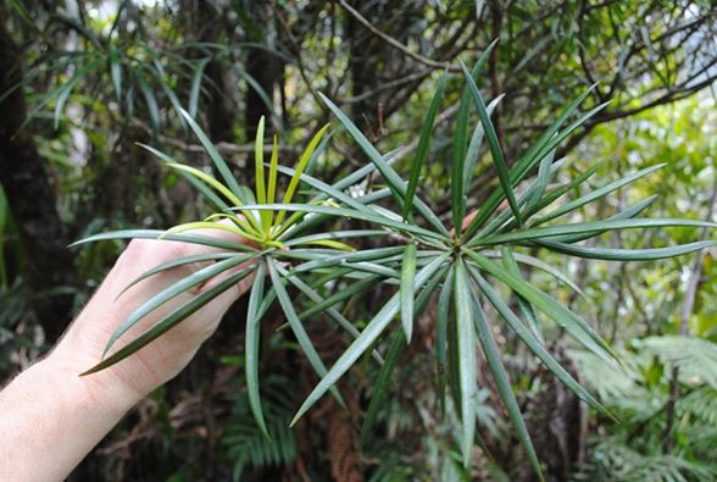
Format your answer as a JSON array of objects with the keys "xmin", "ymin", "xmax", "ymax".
[{"xmin": 0, "ymin": 229, "xmax": 253, "ymax": 482}]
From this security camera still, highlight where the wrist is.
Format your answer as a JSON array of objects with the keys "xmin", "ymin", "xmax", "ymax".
[{"xmin": 39, "ymin": 346, "xmax": 142, "ymax": 418}]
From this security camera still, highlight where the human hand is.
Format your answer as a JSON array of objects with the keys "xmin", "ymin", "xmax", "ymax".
[{"xmin": 51, "ymin": 228, "xmax": 254, "ymax": 411}]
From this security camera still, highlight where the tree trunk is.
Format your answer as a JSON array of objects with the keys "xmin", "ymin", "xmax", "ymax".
[{"xmin": 0, "ymin": 13, "xmax": 75, "ymax": 343}]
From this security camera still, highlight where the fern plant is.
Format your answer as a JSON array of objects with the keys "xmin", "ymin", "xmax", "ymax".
[
  {"xmin": 73, "ymin": 42, "xmax": 717, "ymax": 479},
  {"xmin": 223, "ymin": 376, "xmax": 298, "ymax": 481},
  {"xmin": 572, "ymin": 336, "xmax": 717, "ymax": 482}
]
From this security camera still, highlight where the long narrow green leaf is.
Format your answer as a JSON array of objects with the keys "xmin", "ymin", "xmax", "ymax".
[
  {"xmin": 178, "ymin": 107, "xmax": 244, "ymax": 197},
  {"xmin": 355, "ymin": 265, "xmax": 446, "ymax": 445},
  {"xmin": 482, "ymin": 250, "xmax": 583, "ymax": 297},
  {"xmin": 403, "ymin": 73, "xmax": 447, "ymax": 220},
  {"xmin": 273, "ymin": 165, "xmax": 374, "ymax": 215},
  {"xmin": 539, "ymin": 239, "xmax": 717, "ymax": 261},
  {"xmin": 81, "ymin": 269, "xmax": 248, "ymax": 376},
  {"xmin": 533, "ymin": 163, "xmax": 665, "ymax": 225},
  {"xmin": 166, "ymin": 163, "xmax": 245, "ymax": 208},
  {"xmin": 521, "ymin": 164, "xmax": 602, "ymax": 224},
  {"xmin": 464, "ymin": 251, "xmax": 615, "ymax": 365},
  {"xmin": 275, "ymin": 264, "xmax": 383, "ymax": 364},
  {"xmin": 291, "ymin": 254, "xmax": 450, "ymax": 425},
  {"xmin": 267, "ymin": 135, "xmax": 279, "ymax": 206},
  {"xmin": 275, "ymin": 125, "xmax": 331, "ymax": 227},
  {"xmin": 552, "ymin": 194, "xmax": 657, "ymax": 244},
  {"xmin": 138, "ymin": 143, "xmax": 230, "ymax": 212},
  {"xmin": 254, "ymin": 116, "xmax": 269, "ymax": 230},
  {"xmin": 453, "ymin": 259, "xmax": 477, "ymax": 468},
  {"xmin": 473, "ymin": 154, "xmax": 562, "ymax": 240},
  {"xmin": 298, "ymin": 276, "xmax": 377, "ymax": 320},
  {"xmin": 234, "ymin": 203, "xmax": 448, "ymax": 241},
  {"xmin": 518, "ymin": 85, "xmax": 597, "ymax": 177},
  {"xmin": 523, "ymin": 149, "xmax": 556, "ymax": 217},
  {"xmin": 117, "ymin": 252, "xmax": 246, "ymax": 299},
  {"xmin": 319, "ymin": 93, "xmax": 450, "ymax": 237},
  {"xmin": 360, "ymin": 330, "xmax": 405, "ymax": 445},
  {"xmin": 284, "ymin": 230, "xmax": 387, "ymax": 247},
  {"xmin": 188, "ymin": 57, "xmax": 210, "ymax": 118},
  {"xmin": 462, "ymin": 91, "xmax": 607, "ymax": 240},
  {"xmin": 473, "ymin": 218, "xmax": 717, "ymax": 246},
  {"xmin": 152, "ymin": 61, "xmax": 187, "ymax": 130},
  {"xmin": 452, "ymin": 41, "xmax": 498, "ymax": 232},
  {"xmin": 137, "ymin": 73, "xmax": 161, "ymax": 134},
  {"xmin": 461, "ymin": 62, "xmax": 522, "ymax": 227},
  {"xmin": 500, "ymin": 248, "xmax": 544, "ymax": 341},
  {"xmin": 70, "ymin": 229, "xmax": 256, "ymax": 252},
  {"xmin": 246, "ymin": 260, "xmax": 268, "ymax": 436},
  {"xmin": 463, "ymin": 95, "xmax": 505, "ymax": 190},
  {"xmin": 470, "ymin": 292, "xmax": 543, "ymax": 480},
  {"xmin": 289, "ymin": 246, "xmax": 404, "ymax": 273},
  {"xmin": 339, "ymin": 261, "xmax": 399, "ymax": 279},
  {"xmin": 400, "ymin": 243, "xmax": 417, "ymax": 343},
  {"xmin": 469, "ymin": 266, "xmax": 608, "ymax": 415},
  {"xmin": 266, "ymin": 257, "xmax": 343, "ymax": 405},
  {"xmin": 319, "ymin": 92, "xmax": 404, "ymax": 204},
  {"xmin": 104, "ymin": 256, "xmax": 252, "ymax": 356},
  {"xmin": 435, "ymin": 265, "xmax": 454, "ymax": 414}
]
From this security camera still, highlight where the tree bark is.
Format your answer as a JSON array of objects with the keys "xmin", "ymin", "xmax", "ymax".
[{"xmin": 0, "ymin": 13, "xmax": 75, "ymax": 343}]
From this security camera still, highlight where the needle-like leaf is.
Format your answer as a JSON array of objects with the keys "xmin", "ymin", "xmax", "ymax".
[
  {"xmin": 499, "ymin": 247, "xmax": 544, "ymax": 341},
  {"xmin": 551, "ymin": 195, "xmax": 657, "ymax": 244},
  {"xmin": 461, "ymin": 61, "xmax": 522, "ymax": 227},
  {"xmin": 473, "ymin": 218, "xmax": 717, "ymax": 246},
  {"xmin": 188, "ymin": 57, "xmax": 210, "ymax": 119},
  {"xmin": 266, "ymin": 257, "xmax": 344, "ymax": 405},
  {"xmin": 70, "ymin": 229, "xmax": 256, "ymax": 252},
  {"xmin": 533, "ymin": 163, "xmax": 666, "ymax": 225},
  {"xmin": 178, "ymin": 107, "xmax": 244, "ymax": 198},
  {"xmin": 104, "ymin": 256, "xmax": 252, "ymax": 356},
  {"xmin": 319, "ymin": 93, "xmax": 450, "ymax": 237},
  {"xmin": 246, "ymin": 260, "xmax": 268, "ymax": 436},
  {"xmin": 539, "ymin": 239, "xmax": 717, "ymax": 261},
  {"xmin": 235, "ymin": 203, "xmax": 447, "ymax": 241},
  {"xmin": 435, "ymin": 264, "xmax": 454, "ymax": 414},
  {"xmin": 274, "ymin": 125, "xmax": 330, "ymax": 227},
  {"xmin": 469, "ymin": 266, "xmax": 608, "ymax": 416},
  {"xmin": 116, "ymin": 252, "xmax": 243, "ymax": 299},
  {"xmin": 403, "ymin": 73, "xmax": 447, "ymax": 220},
  {"xmin": 255, "ymin": 116, "xmax": 269, "ymax": 230},
  {"xmin": 470, "ymin": 291, "xmax": 543, "ymax": 480},
  {"xmin": 453, "ymin": 258, "xmax": 477, "ymax": 468},
  {"xmin": 267, "ymin": 135, "xmax": 280, "ymax": 226},
  {"xmin": 360, "ymin": 331, "xmax": 404, "ymax": 445},
  {"xmin": 452, "ymin": 40, "xmax": 498, "ymax": 232},
  {"xmin": 400, "ymin": 243, "xmax": 417, "ymax": 343},
  {"xmin": 462, "ymin": 89, "xmax": 608, "ymax": 240},
  {"xmin": 465, "ymin": 251, "xmax": 615, "ymax": 365},
  {"xmin": 291, "ymin": 254, "xmax": 449, "ymax": 426},
  {"xmin": 81, "ymin": 269, "xmax": 249, "ymax": 375}
]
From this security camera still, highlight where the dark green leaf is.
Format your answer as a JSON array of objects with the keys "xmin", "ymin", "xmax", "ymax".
[
  {"xmin": 400, "ymin": 243, "xmax": 417, "ymax": 342},
  {"xmin": 246, "ymin": 260, "xmax": 268, "ymax": 436},
  {"xmin": 470, "ymin": 291, "xmax": 543, "ymax": 480},
  {"xmin": 291, "ymin": 254, "xmax": 449, "ymax": 425},
  {"xmin": 403, "ymin": 73, "xmax": 447, "ymax": 220},
  {"xmin": 453, "ymin": 258, "xmax": 477, "ymax": 468},
  {"xmin": 81, "ymin": 269, "xmax": 249, "ymax": 375},
  {"xmin": 461, "ymin": 61, "xmax": 522, "ymax": 227},
  {"xmin": 266, "ymin": 257, "xmax": 344, "ymax": 405}
]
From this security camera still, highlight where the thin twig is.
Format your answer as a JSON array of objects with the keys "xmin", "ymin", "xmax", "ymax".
[
  {"xmin": 337, "ymin": 0, "xmax": 457, "ymax": 72},
  {"xmin": 662, "ymin": 175, "xmax": 717, "ymax": 451}
]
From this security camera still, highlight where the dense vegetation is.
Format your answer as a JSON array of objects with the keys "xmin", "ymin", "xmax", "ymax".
[{"xmin": 2, "ymin": 1, "xmax": 717, "ymax": 481}]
